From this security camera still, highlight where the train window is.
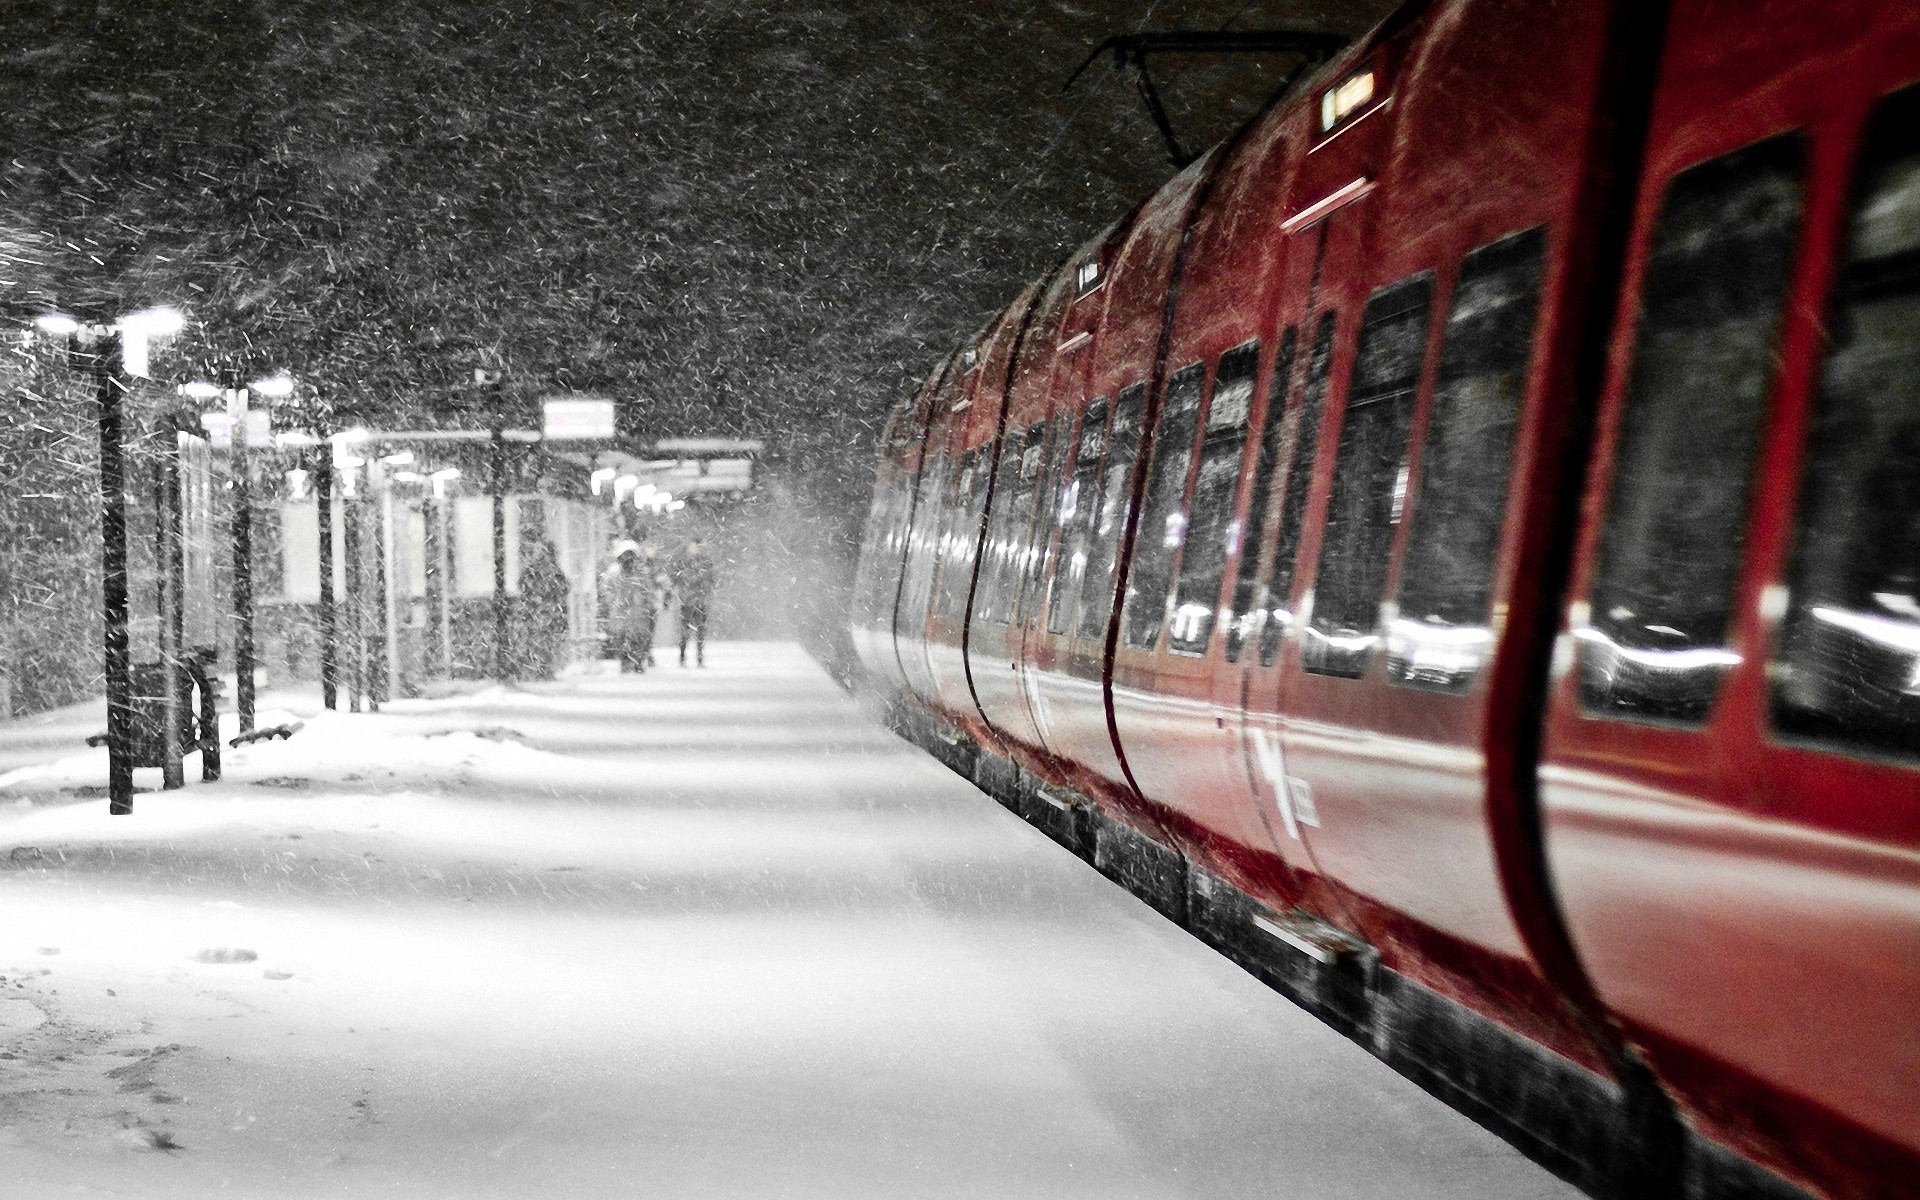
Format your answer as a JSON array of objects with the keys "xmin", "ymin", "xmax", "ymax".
[
  {"xmin": 898, "ymin": 448, "xmax": 952, "ymax": 630},
  {"xmin": 1077, "ymin": 384, "xmax": 1148, "ymax": 646},
  {"xmin": 1771, "ymin": 87, "xmax": 1920, "ymax": 764},
  {"xmin": 1047, "ymin": 397, "xmax": 1110, "ymax": 636},
  {"xmin": 1578, "ymin": 135, "xmax": 1806, "ymax": 724},
  {"xmin": 1168, "ymin": 341, "xmax": 1260, "ymax": 656},
  {"xmin": 1224, "ymin": 329, "xmax": 1298, "ymax": 663},
  {"xmin": 935, "ymin": 447, "xmax": 987, "ymax": 621},
  {"xmin": 1123, "ymin": 363, "xmax": 1209, "ymax": 649},
  {"xmin": 1389, "ymin": 228, "xmax": 1547, "ymax": 692},
  {"xmin": 1017, "ymin": 410, "xmax": 1078, "ymax": 627},
  {"xmin": 1306, "ymin": 275, "xmax": 1434, "ymax": 679},
  {"xmin": 973, "ymin": 422, "xmax": 1035, "ymax": 625},
  {"xmin": 1260, "ymin": 314, "xmax": 1337, "ymax": 666}
]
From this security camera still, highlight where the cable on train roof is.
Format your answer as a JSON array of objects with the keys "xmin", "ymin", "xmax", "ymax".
[{"xmin": 1063, "ymin": 30, "xmax": 1350, "ymax": 169}]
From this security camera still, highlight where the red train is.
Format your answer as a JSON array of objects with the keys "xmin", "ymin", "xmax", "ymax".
[{"xmin": 850, "ymin": 1, "xmax": 1919, "ymax": 1197}]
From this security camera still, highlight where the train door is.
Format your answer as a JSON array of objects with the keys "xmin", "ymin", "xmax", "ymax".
[{"xmin": 1540, "ymin": 6, "xmax": 1920, "ymax": 1194}]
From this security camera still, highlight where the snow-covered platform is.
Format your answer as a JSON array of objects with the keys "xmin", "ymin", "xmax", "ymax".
[{"xmin": 0, "ymin": 643, "xmax": 1576, "ymax": 1198}]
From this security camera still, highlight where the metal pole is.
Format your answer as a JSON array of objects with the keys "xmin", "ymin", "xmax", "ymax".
[
  {"xmin": 94, "ymin": 338, "xmax": 135, "ymax": 814},
  {"xmin": 316, "ymin": 443, "xmax": 338, "ymax": 710},
  {"xmin": 369, "ymin": 464, "xmax": 391, "ymax": 709},
  {"xmin": 491, "ymin": 423, "xmax": 510, "ymax": 682},
  {"xmin": 344, "ymin": 471, "xmax": 364, "ymax": 712},
  {"xmin": 157, "ymin": 422, "xmax": 185, "ymax": 790},
  {"xmin": 229, "ymin": 385, "xmax": 256, "ymax": 733},
  {"xmin": 423, "ymin": 491, "xmax": 446, "ymax": 679}
]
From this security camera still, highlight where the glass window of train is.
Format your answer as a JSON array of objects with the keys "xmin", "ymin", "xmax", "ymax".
[
  {"xmin": 1225, "ymin": 329, "xmax": 1298, "ymax": 663},
  {"xmin": 1169, "ymin": 341, "xmax": 1261, "ymax": 656},
  {"xmin": 1305, "ymin": 276, "xmax": 1435, "ymax": 679},
  {"xmin": 1077, "ymin": 384, "xmax": 1149, "ymax": 645},
  {"xmin": 1388, "ymin": 228, "xmax": 1548, "ymax": 693},
  {"xmin": 1047, "ymin": 397, "xmax": 1111, "ymax": 636},
  {"xmin": 985, "ymin": 420, "xmax": 1047, "ymax": 623},
  {"xmin": 1122, "ymin": 364, "xmax": 1210, "ymax": 649},
  {"xmin": 974, "ymin": 425, "xmax": 1029, "ymax": 625},
  {"xmin": 1017, "ymin": 410, "xmax": 1078, "ymax": 628},
  {"xmin": 1260, "ymin": 313, "xmax": 1338, "ymax": 666},
  {"xmin": 897, "ymin": 453, "xmax": 950, "ymax": 627},
  {"xmin": 926, "ymin": 441, "xmax": 969, "ymax": 619},
  {"xmin": 935, "ymin": 448, "xmax": 985, "ymax": 620},
  {"xmin": 1578, "ymin": 135, "xmax": 1806, "ymax": 725},
  {"xmin": 1771, "ymin": 87, "xmax": 1920, "ymax": 764}
]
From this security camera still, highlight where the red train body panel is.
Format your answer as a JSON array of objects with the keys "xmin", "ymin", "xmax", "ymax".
[{"xmin": 852, "ymin": 2, "xmax": 1920, "ymax": 1197}]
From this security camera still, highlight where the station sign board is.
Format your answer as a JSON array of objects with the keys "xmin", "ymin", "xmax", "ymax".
[{"xmin": 542, "ymin": 396, "xmax": 616, "ymax": 440}]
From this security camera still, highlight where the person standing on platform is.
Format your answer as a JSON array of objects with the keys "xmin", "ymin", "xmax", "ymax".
[
  {"xmin": 517, "ymin": 536, "xmax": 570, "ymax": 679},
  {"xmin": 601, "ymin": 542, "xmax": 657, "ymax": 674},
  {"xmin": 671, "ymin": 539, "xmax": 715, "ymax": 667}
]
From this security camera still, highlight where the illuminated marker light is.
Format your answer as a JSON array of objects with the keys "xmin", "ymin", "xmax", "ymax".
[{"xmin": 1319, "ymin": 67, "xmax": 1377, "ymax": 133}]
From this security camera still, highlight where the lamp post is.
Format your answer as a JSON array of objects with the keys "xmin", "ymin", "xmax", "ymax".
[
  {"xmin": 186, "ymin": 370, "xmax": 293, "ymax": 734},
  {"xmin": 473, "ymin": 368, "xmax": 512, "ymax": 683},
  {"xmin": 37, "ymin": 306, "xmax": 184, "ymax": 814}
]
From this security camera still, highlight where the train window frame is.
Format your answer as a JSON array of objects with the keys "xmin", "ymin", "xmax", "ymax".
[
  {"xmin": 1769, "ymin": 85, "xmax": 1920, "ymax": 766},
  {"xmin": 1259, "ymin": 312, "xmax": 1339, "ymax": 667},
  {"xmin": 1304, "ymin": 274, "xmax": 1435, "ymax": 680},
  {"xmin": 1016, "ymin": 409, "xmax": 1080, "ymax": 629},
  {"xmin": 1224, "ymin": 328, "xmax": 1298, "ymax": 664},
  {"xmin": 1047, "ymin": 396, "xmax": 1112, "ymax": 637},
  {"xmin": 1576, "ymin": 133, "xmax": 1808, "ymax": 727},
  {"xmin": 974, "ymin": 421, "xmax": 1037, "ymax": 626},
  {"xmin": 1387, "ymin": 227, "xmax": 1549, "ymax": 693},
  {"xmin": 1076, "ymin": 383, "xmax": 1150, "ymax": 648},
  {"xmin": 1122, "ymin": 362, "xmax": 1210, "ymax": 650},
  {"xmin": 1167, "ymin": 339, "xmax": 1261, "ymax": 657}
]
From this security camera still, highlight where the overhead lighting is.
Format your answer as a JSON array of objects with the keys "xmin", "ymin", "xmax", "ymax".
[
  {"xmin": 392, "ymin": 470, "xmax": 427, "ymax": 484},
  {"xmin": 33, "ymin": 313, "xmax": 79, "ymax": 337},
  {"xmin": 380, "ymin": 450, "xmax": 416, "ymax": 465},
  {"xmin": 429, "ymin": 468, "xmax": 462, "ymax": 481},
  {"xmin": 251, "ymin": 372, "xmax": 294, "ymax": 398},
  {"xmin": 118, "ymin": 306, "xmax": 185, "ymax": 338},
  {"xmin": 179, "ymin": 380, "xmax": 222, "ymax": 400},
  {"xmin": 589, "ymin": 467, "xmax": 617, "ymax": 495}
]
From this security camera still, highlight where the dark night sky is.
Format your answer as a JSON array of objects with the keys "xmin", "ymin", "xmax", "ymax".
[{"xmin": 2, "ymin": 0, "xmax": 1398, "ymax": 505}]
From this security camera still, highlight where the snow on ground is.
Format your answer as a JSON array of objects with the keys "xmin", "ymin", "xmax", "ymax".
[{"xmin": 0, "ymin": 643, "xmax": 1576, "ymax": 1198}]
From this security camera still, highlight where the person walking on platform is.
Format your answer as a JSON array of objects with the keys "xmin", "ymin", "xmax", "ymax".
[
  {"xmin": 601, "ymin": 542, "xmax": 657, "ymax": 674},
  {"xmin": 671, "ymin": 539, "xmax": 715, "ymax": 667}
]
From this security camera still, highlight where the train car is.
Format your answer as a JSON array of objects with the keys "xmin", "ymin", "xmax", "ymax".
[{"xmin": 850, "ymin": 1, "xmax": 1920, "ymax": 1197}]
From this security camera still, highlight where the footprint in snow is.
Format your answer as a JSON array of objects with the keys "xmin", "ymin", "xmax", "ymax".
[{"xmin": 192, "ymin": 948, "xmax": 258, "ymax": 964}]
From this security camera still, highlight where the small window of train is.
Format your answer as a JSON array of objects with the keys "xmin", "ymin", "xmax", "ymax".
[
  {"xmin": 1225, "ymin": 327, "xmax": 1298, "ymax": 664},
  {"xmin": 1048, "ymin": 397, "xmax": 1111, "ymax": 637},
  {"xmin": 1260, "ymin": 313, "xmax": 1338, "ymax": 667},
  {"xmin": 1771, "ymin": 85, "xmax": 1920, "ymax": 765},
  {"xmin": 1388, "ymin": 228, "xmax": 1548, "ymax": 694},
  {"xmin": 1078, "ymin": 384, "xmax": 1149, "ymax": 646},
  {"xmin": 1017, "ymin": 411, "xmax": 1079, "ymax": 628},
  {"xmin": 1319, "ymin": 65, "xmax": 1377, "ymax": 136},
  {"xmin": 1578, "ymin": 134, "xmax": 1806, "ymax": 725},
  {"xmin": 975, "ymin": 423, "xmax": 1034, "ymax": 625},
  {"xmin": 1168, "ymin": 341, "xmax": 1261, "ymax": 656},
  {"xmin": 1123, "ymin": 363, "xmax": 1209, "ymax": 650},
  {"xmin": 1305, "ymin": 275, "xmax": 1434, "ymax": 679},
  {"xmin": 1076, "ymin": 259, "xmax": 1102, "ymax": 296}
]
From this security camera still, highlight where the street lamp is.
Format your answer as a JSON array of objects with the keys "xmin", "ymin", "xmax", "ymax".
[
  {"xmin": 32, "ymin": 306, "xmax": 186, "ymax": 813},
  {"xmin": 183, "ymin": 368, "xmax": 295, "ymax": 733}
]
